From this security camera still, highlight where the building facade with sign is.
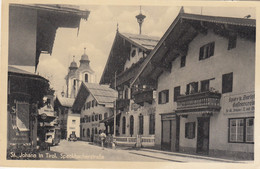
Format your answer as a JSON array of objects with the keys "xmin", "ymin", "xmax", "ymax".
[
  {"xmin": 72, "ymin": 82, "xmax": 117, "ymax": 141},
  {"xmin": 131, "ymin": 8, "xmax": 255, "ymax": 159}
]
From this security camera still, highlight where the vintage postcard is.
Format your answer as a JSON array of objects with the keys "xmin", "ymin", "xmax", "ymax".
[{"xmin": 0, "ymin": 0, "xmax": 259, "ymax": 168}]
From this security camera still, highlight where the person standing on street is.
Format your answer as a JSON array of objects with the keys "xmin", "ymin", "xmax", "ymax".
[{"xmin": 99, "ymin": 130, "xmax": 106, "ymax": 150}]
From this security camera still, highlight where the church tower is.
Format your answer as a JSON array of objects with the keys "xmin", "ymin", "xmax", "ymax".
[{"xmin": 66, "ymin": 48, "xmax": 95, "ymax": 98}]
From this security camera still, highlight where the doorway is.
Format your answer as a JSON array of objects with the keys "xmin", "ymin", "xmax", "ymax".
[
  {"xmin": 161, "ymin": 120, "xmax": 171, "ymax": 150},
  {"xmin": 197, "ymin": 117, "xmax": 210, "ymax": 154}
]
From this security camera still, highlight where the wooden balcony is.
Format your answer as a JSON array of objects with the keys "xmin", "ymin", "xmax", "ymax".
[
  {"xmin": 176, "ymin": 91, "xmax": 221, "ymax": 113},
  {"xmin": 132, "ymin": 89, "xmax": 154, "ymax": 105},
  {"xmin": 116, "ymin": 99, "xmax": 130, "ymax": 111}
]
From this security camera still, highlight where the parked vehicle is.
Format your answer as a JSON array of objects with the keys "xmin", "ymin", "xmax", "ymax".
[
  {"xmin": 45, "ymin": 128, "xmax": 61, "ymax": 146},
  {"xmin": 68, "ymin": 133, "xmax": 77, "ymax": 141}
]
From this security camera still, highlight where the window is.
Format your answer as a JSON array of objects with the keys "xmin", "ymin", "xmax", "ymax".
[
  {"xmin": 104, "ymin": 112, "xmax": 108, "ymax": 119},
  {"xmin": 222, "ymin": 72, "xmax": 233, "ymax": 94},
  {"xmin": 92, "ymin": 100, "xmax": 95, "ymax": 107},
  {"xmin": 158, "ymin": 90, "xmax": 169, "ymax": 104},
  {"xmin": 199, "ymin": 42, "xmax": 215, "ymax": 60},
  {"xmin": 85, "ymin": 74, "xmax": 88, "ymax": 83},
  {"xmin": 95, "ymin": 114, "xmax": 98, "ymax": 121},
  {"xmin": 72, "ymin": 120, "xmax": 76, "ymax": 124},
  {"xmin": 185, "ymin": 122, "xmax": 195, "ymax": 139},
  {"xmin": 99, "ymin": 114, "xmax": 102, "ymax": 120},
  {"xmin": 88, "ymin": 116, "xmax": 91, "ymax": 122},
  {"xmin": 95, "ymin": 128, "xmax": 98, "ymax": 134},
  {"xmin": 229, "ymin": 117, "xmax": 254, "ymax": 143},
  {"xmin": 85, "ymin": 116, "xmax": 88, "ymax": 123},
  {"xmin": 92, "ymin": 115, "xmax": 95, "ymax": 121},
  {"xmin": 130, "ymin": 115, "xmax": 134, "ymax": 136},
  {"xmin": 186, "ymin": 82, "xmax": 198, "ymax": 95},
  {"xmin": 228, "ymin": 34, "xmax": 237, "ymax": 50},
  {"xmin": 124, "ymin": 88, "xmax": 129, "ymax": 99},
  {"xmin": 201, "ymin": 80, "xmax": 210, "ymax": 92},
  {"xmin": 73, "ymin": 79, "xmax": 76, "ymax": 89},
  {"xmin": 87, "ymin": 128, "xmax": 90, "ymax": 137},
  {"xmin": 118, "ymin": 90, "xmax": 123, "ymax": 99},
  {"xmin": 122, "ymin": 117, "xmax": 126, "ymax": 134},
  {"xmin": 131, "ymin": 49, "xmax": 136, "ymax": 57},
  {"xmin": 174, "ymin": 86, "xmax": 181, "ymax": 102},
  {"xmin": 139, "ymin": 114, "xmax": 144, "ymax": 135},
  {"xmin": 180, "ymin": 55, "xmax": 186, "ymax": 67},
  {"xmin": 149, "ymin": 114, "xmax": 155, "ymax": 135}
]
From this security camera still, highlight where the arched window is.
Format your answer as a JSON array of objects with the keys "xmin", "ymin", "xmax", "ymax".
[
  {"xmin": 83, "ymin": 128, "xmax": 85, "ymax": 137},
  {"xmin": 122, "ymin": 117, "xmax": 126, "ymax": 134},
  {"xmin": 139, "ymin": 114, "xmax": 144, "ymax": 135},
  {"xmin": 130, "ymin": 115, "xmax": 134, "ymax": 136},
  {"xmin": 87, "ymin": 128, "xmax": 90, "ymax": 137},
  {"xmin": 85, "ymin": 74, "xmax": 88, "ymax": 83}
]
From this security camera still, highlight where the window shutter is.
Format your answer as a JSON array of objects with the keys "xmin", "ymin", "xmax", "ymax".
[
  {"xmin": 199, "ymin": 47, "xmax": 204, "ymax": 60},
  {"xmin": 158, "ymin": 92, "xmax": 162, "ymax": 104},
  {"xmin": 210, "ymin": 42, "xmax": 215, "ymax": 56},
  {"xmin": 192, "ymin": 122, "xmax": 195, "ymax": 138},
  {"xmin": 194, "ymin": 82, "xmax": 198, "ymax": 93},
  {"xmin": 186, "ymin": 84, "xmax": 190, "ymax": 94},
  {"xmin": 166, "ymin": 90, "xmax": 169, "ymax": 103}
]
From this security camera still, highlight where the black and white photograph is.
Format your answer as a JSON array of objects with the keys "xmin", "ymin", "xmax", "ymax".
[{"xmin": 0, "ymin": 1, "xmax": 258, "ymax": 167}]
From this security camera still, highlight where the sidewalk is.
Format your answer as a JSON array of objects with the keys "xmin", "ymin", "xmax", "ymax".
[{"xmin": 114, "ymin": 146, "xmax": 253, "ymax": 163}]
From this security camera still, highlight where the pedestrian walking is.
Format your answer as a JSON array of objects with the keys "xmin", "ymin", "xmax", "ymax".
[{"xmin": 99, "ymin": 130, "xmax": 106, "ymax": 150}]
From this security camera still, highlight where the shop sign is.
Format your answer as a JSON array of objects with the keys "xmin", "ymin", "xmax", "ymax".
[
  {"xmin": 161, "ymin": 113, "xmax": 176, "ymax": 120},
  {"xmin": 223, "ymin": 92, "xmax": 254, "ymax": 114},
  {"xmin": 41, "ymin": 113, "xmax": 47, "ymax": 120}
]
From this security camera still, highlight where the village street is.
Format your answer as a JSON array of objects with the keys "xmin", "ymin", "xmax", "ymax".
[{"xmin": 41, "ymin": 140, "xmax": 246, "ymax": 163}]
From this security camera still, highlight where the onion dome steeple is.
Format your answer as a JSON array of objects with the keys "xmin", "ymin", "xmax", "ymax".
[
  {"xmin": 136, "ymin": 6, "xmax": 146, "ymax": 35},
  {"xmin": 80, "ymin": 47, "xmax": 90, "ymax": 65},
  {"xmin": 69, "ymin": 56, "xmax": 78, "ymax": 70}
]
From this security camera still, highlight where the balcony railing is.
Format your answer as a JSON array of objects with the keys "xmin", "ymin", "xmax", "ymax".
[
  {"xmin": 132, "ymin": 89, "xmax": 154, "ymax": 105},
  {"xmin": 116, "ymin": 99, "xmax": 130, "ymax": 111},
  {"xmin": 176, "ymin": 91, "xmax": 221, "ymax": 112}
]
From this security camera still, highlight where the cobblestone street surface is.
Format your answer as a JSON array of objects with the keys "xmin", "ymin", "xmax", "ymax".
[{"xmin": 42, "ymin": 140, "xmax": 251, "ymax": 163}]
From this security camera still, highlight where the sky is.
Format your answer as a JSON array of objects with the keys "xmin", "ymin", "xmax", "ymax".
[{"xmin": 36, "ymin": 5, "xmax": 255, "ymax": 96}]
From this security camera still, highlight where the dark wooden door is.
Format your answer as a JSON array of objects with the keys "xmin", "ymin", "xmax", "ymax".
[
  {"xmin": 161, "ymin": 120, "xmax": 171, "ymax": 150},
  {"xmin": 197, "ymin": 117, "xmax": 210, "ymax": 154}
]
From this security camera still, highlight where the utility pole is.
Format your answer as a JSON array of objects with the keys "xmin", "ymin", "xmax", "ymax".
[{"xmin": 113, "ymin": 71, "xmax": 117, "ymax": 136}]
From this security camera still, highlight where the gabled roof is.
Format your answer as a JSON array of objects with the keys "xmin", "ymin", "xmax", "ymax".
[
  {"xmin": 72, "ymin": 82, "xmax": 117, "ymax": 111},
  {"xmin": 56, "ymin": 97, "xmax": 75, "ymax": 108},
  {"xmin": 85, "ymin": 83, "xmax": 117, "ymax": 104},
  {"xmin": 130, "ymin": 8, "xmax": 256, "ymax": 87},
  {"xmin": 100, "ymin": 31, "xmax": 160, "ymax": 85},
  {"xmin": 119, "ymin": 33, "xmax": 160, "ymax": 50}
]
